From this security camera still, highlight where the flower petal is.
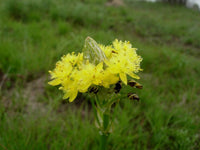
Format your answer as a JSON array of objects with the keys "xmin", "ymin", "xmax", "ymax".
[
  {"xmin": 69, "ymin": 90, "xmax": 78, "ymax": 102},
  {"xmin": 119, "ymin": 73, "xmax": 127, "ymax": 85},
  {"xmin": 128, "ymin": 72, "xmax": 140, "ymax": 79},
  {"xmin": 48, "ymin": 79, "xmax": 61, "ymax": 86}
]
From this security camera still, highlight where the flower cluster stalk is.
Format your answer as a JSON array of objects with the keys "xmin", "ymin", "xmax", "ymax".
[
  {"xmin": 48, "ymin": 37, "xmax": 143, "ymax": 150},
  {"xmin": 100, "ymin": 133, "xmax": 108, "ymax": 150},
  {"xmin": 93, "ymin": 95, "xmax": 112, "ymax": 150}
]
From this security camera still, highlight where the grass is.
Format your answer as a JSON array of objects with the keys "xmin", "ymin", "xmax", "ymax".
[{"xmin": 0, "ymin": 0, "xmax": 200, "ymax": 149}]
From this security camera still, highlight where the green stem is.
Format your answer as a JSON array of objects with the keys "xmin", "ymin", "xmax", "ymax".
[
  {"xmin": 100, "ymin": 133, "xmax": 108, "ymax": 150},
  {"xmin": 91, "ymin": 98, "xmax": 99, "ymax": 124}
]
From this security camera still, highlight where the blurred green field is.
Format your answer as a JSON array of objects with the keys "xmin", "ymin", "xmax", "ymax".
[{"xmin": 0, "ymin": 0, "xmax": 200, "ymax": 149}]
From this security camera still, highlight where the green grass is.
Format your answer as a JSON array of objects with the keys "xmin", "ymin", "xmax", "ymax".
[{"xmin": 0, "ymin": 0, "xmax": 200, "ymax": 149}]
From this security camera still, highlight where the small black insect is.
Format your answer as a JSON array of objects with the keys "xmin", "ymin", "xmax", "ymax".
[
  {"xmin": 89, "ymin": 86, "xmax": 99, "ymax": 94},
  {"xmin": 114, "ymin": 81, "xmax": 122, "ymax": 93}
]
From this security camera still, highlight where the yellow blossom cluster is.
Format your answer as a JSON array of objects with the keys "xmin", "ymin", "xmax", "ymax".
[{"xmin": 49, "ymin": 38, "xmax": 142, "ymax": 102}]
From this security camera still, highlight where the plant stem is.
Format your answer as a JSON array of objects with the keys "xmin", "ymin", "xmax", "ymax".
[{"xmin": 100, "ymin": 133, "xmax": 108, "ymax": 150}]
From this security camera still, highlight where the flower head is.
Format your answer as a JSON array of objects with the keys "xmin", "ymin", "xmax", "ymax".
[{"xmin": 49, "ymin": 37, "xmax": 142, "ymax": 102}]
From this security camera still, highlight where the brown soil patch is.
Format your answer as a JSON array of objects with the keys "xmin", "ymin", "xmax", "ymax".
[
  {"xmin": 23, "ymin": 76, "xmax": 47, "ymax": 113},
  {"xmin": 1, "ymin": 76, "xmax": 48, "ymax": 114},
  {"xmin": 1, "ymin": 75, "xmax": 91, "ymax": 118},
  {"xmin": 106, "ymin": 0, "xmax": 125, "ymax": 7}
]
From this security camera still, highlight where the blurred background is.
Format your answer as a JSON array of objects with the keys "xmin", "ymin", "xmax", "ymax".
[{"xmin": 0, "ymin": 0, "xmax": 200, "ymax": 149}]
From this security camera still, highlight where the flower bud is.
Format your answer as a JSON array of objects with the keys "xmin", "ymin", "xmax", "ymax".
[
  {"xmin": 127, "ymin": 93, "xmax": 140, "ymax": 101},
  {"xmin": 128, "ymin": 80, "xmax": 143, "ymax": 89}
]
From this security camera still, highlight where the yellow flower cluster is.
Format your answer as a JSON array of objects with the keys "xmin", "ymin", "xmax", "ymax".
[{"xmin": 49, "ymin": 38, "xmax": 142, "ymax": 102}]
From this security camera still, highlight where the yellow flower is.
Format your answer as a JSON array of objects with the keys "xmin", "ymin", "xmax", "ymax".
[
  {"xmin": 49, "ymin": 37, "xmax": 142, "ymax": 102},
  {"xmin": 102, "ymin": 39, "xmax": 142, "ymax": 84}
]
